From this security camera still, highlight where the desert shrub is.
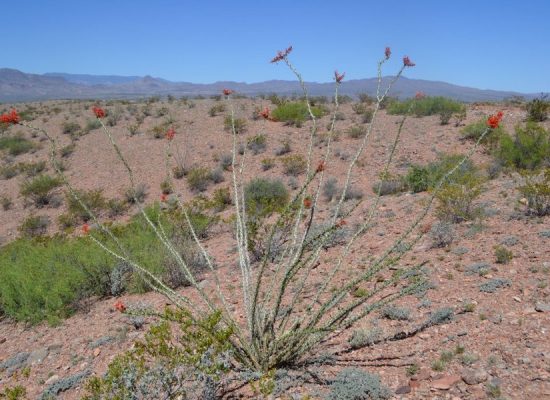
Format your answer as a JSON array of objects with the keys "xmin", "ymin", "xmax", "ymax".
[
  {"xmin": 84, "ymin": 118, "xmax": 102, "ymax": 133},
  {"xmin": 274, "ymin": 139, "xmax": 291, "ymax": 156},
  {"xmin": 160, "ymin": 179, "xmax": 172, "ymax": 194},
  {"xmin": 1, "ymin": 195, "xmax": 12, "ymax": 210},
  {"xmin": 208, "ymin": 103, "xmax": 226, "ymax": 117},
  {"xmin": 261, "ymin": 157, "xmax": 275, "ymax": 171},
  {"xmin": 388, "ymin": 96, "xmax": 463, "ymax": 117},
  {"xmin": 381, "ymin": 305, "xmax": 411, "ymax": 321},
  {"xmin": 435, "ymin": 172, "xmax": 484, "ymax": 223},
  {"xmin": 0, "ymin": 163, "xmax": 19, "ymax": 179},
  {"xmin": 358, "ymin": 93, "xmax": 375, "ymax": 104},
  {"xmin": 247, "ymin": 134, "xmax": 267, "ymax": 155},
  {"xmin": 429, "ymin": 221, "xmax": 455, "ymax": 248},
  {"xmin": 271, "ymin": 101, "xmax": 325, "ymax": 127},
  {"xmin": 187, "ymin": 167, "xmax": 213, "ymax": 192},
  {"xmin": 60, "ymin": 143, "xmax": 76, "ymax": 157},
  {"xmin": 107, "ymin": 198, "xmax": 128, "ymax": 217},
  {"xmin": 124, "ymin": 183, "xmax": 148, "ymax": 204},
  {"xmin": 323, "ymin": 177, "xmax": 339, "ymax": 202},
  {"xmin": 494, "ymin": 245, "xmax": 513, "ymax": 264},
  {"xmin": 0, "ymin": 386, "xmax": 27, "ymax": 400},
  {"xmin": 172, "ymin": 164, "xmax": 186, "ymax": 179},
  {"xmin": 372, "ymin": 173, "xmax": 406, "ymax": 196},
  {"xmin": 83, "ymin": 309, "xmax": 232, "ymax": 400},
  {"xmin": 20, "ymin": 174, "xmax": 62, "ymax": 207},
  {"xmin": 404, "ymin": 165, "xmax": 430, "ymax": 193},
  {"xmin": 347, "ymin": 125, "xmax": 365, "ymax": 139},
  {"xmin": 479, "ymin": 278, "xmax": 511, "ymax": 293},
  {"xmin": 219, "ymin": 153, "xmax": 233, "ymax": 170},
  {"xmin": 461, "ymin": 118, "xmax": 506, "ymax": 149},
  {"xmin": 439, "ymin": 109, "xmax": 454, "ymax": 125},
  {"xmin": 526, "ymin": 94, "xmax": 549, "ymax": 122},
  {"xmin": 362, "ymin": 108, "xmax": 374, "ymax": 123},
  {"xmin": 348, "ymin": 326, "xmax": 383, "ymax": 349},
  {"xmin": 245, "ymin": 178, "xmax": 289, "ymax": 217},
  {"xmin": 280, "ymin": 154, "xmax": 306, "ymax": 176},
  {"xmin": 210, "ymin": 187, "xmax": 232, "ymax": 212},
  {"xmin": 351, "ymin": 102, "xmax": 368, "ymax": 115},
  {"xmin": 19, "ymin": 215, "xmax": 50, "ymax": 238},
  {"xmin": 0, "ymin": 134, "xmax": 35, "ymax": 156},
  {"xmin": 496, "ymin": 122, "xmax": 549, "ymax": 170},
  {"xmin": 19, "ymin": 160, "xmax": 46, "ymax": 177},
  {"xmin": 210, "ymin": 168, "xmax": 224, "ymax": 184},
  {"xmin": 61, "ymin": 121, "xmax": 81, "ymax": 136},
  {"xmin": 328, "ymin": 368, "xmax": 391, "ymax": 400},
  {"xmin": 66, "ymin": 189, "xmax": 107, "ymax": 221},
  {"xmin": 224, "ymin": 115, "xmax": 247, "ymax": 134},
  {"xmin": 517, "ymin": 168, "xmax": 550, "ymax": 216}
]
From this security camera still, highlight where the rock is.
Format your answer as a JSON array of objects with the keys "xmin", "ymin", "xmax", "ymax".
[
  {"xmin": 0, "ymin": 338, "xmax": 6, "ymax": 344},
  {"xmin": 535, "ymin": 303, "xmax": 550, "ymax": 312},
  {"xmin": 93, "ymin": 348, "xmax": 101, "ymax": 357},
  {"xmin": 418, "ymin": 333, "xmax": 431, "ymax": 340},
  {"xmin": 431, "ymin": 375, "xmax": 461, "ymax": 390},
  {"xmin": 48, "ymin": 343, "xmax": 63, "ymax": 353},
  {"xmin": 461, "ymin": 368, "xmax": 488, "ymax": 385},
  {"xmin": 411, "ymin": 368, "xmax": 431, "ymax": 381},
  {"xmin": 45, "ymin": 374, "xmax": 59, "ymax": 385},
  {"xmin": 27, "ymin": 348, "xmax": 49, "ymax": 365},
  {"xmin": 395, "ymin": 385, "xmax": 411, "ymax": 394}
]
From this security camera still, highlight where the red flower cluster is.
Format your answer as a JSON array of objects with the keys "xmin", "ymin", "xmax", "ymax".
[
  {"xmin": 303, "ymin": 197, "xmax": 312, "ymax": 209},
  {"xmin": 415, "ymin": 91, "xmax": 426, "ymax": 99},
  {"xmin": 334, "ymin": 70, "xmax": 345, "ymax": 83},
  {"xmin": 403, "ymin": 56, "xmax": 416, "ymax": 67},
  {"xmin": 0, "ymin": 109, "xmax": 20, "ymax": 124},
  {"xmin": 161, "ymin": 193, "xmax": 168, "ymax": 202},
  {"xmin": 82, "ymin": 223, "xmax": 90, "ymax": 234},
  {"xmin": 385, "ymin": 47, "xmax": 391, "ymax": 60},
  {"xmin": 92, "ymin": 106, "xmax": 105, "ymax": 118},
  {"xmin": 114, "ymin": 300, "xmax": 126, "ymax": 312},
  {"xmin": 337, "ymin": 219, "xmax": 347, "ymax": 227},
  {"xmin": 165, "ymin": 127, "xmax": 176, "ymax": 141},
  {"xmin": 487, "ymin": 111, "xmax": 504, "ymax": 129},
  {"xmin": 260, "ymin": 107, "xmax": 270, "ymax": 119},
  {"xmin": 270, "ymin": 45, "xmax": 293, "ymax": 63},
  {"xmin": 223, "ymin": 88, "xmax": 233, "ymax": 96}
]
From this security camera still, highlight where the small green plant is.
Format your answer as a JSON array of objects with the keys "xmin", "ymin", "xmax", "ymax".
[
  {"xmin": 431, "ymin": 359, "xmax": 446, "ymax": 372},
  {"xmin": 247, "ymin": 134, "xmax": 267, "ymax": 155},
  {"xmin": 494, "ymin": 245, "xmax": 513, "ymax": 264},
  {"xmin": 435, "ymin": 172, "xmax": 484, "ymax": 223},
  {"xmin": 61, "ymin": 121, "xmax": 81, "ymax": 136},
  {"xmin": 328, "ymin": 368, "xmax": 391, "ymax": 400},
  {"xmin": 20, "ymin": 174, "xmax": 62, "ymax": 207},
  {"xmin": 124, "ymin": 183, "xmax": 148, "ymax": 203},
  {"xmin": 0, "ymin": 385, "xmax": 27, "ymax": 400},
  {"xmin": 1, "ymin": 195, "xmax": 12, "ymax": 210},
  {"xmin": 208, "ymin": 103, "xmax": 226, "ymax": 117},
  {"xmin": 347, "ymin": 124, "xmax": 366, "ymax": 139},
  {"xmin": 381, "ymin": 305, "xmax": 411, "ymax": 321},
  {"xmin": 281, "ymin": 154, "xmax": 306, "ymax": 176},
  {"xmin": 66, "ymin": 189, "xmax": 107, "ymax": 221},
  {"xmin": 388, "ymin": 96, "xmax": 463, "ymax": 117},
  {"xmin": 244, "ymin": 178, "xmax": 289, "ymax": 217},
  {"xmin": 261, "ymin": 157, "xmax": 275, "ymax": 171},
  {"xmin": 406, "ymin": 364, "xmax": 419, "ymax": 376}
]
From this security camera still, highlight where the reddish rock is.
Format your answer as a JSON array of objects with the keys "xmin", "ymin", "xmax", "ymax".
[{"xmin": 431, "ymin": 375, "xmax": 461, "ymax": 390}]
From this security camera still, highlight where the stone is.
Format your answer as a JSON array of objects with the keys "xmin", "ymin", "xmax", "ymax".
[
  {"xmin": 27, "ymin": 348, "xmax": 49, "ymax": 365},
  {"xmin": 431, "ymin": 375, "xmax": 461, "ymax": 390},
  {"xmin": 411, "ymin": 368, "xmax": 431, "ymax": 381},
  {"xmin": 461, "ymin": 368, "xmax": 488, "ymax": 385},
  {"xmin": 0, "ymin": 338, "xmax": 6, "ymax": 344},
  {"xmin": 45, "ymin": 374, "xmax": 59, "ymax": 385},
  {"xmin": 93, "ymin": 348, "xmax": 101, "ymax": 357},
  {"xmin": 395, "ymin": 385, "xmax": 411, "ymax": 394},
  {"xmin": 535, "ymin": 303, "xmax": 550, "ymax": 312}
]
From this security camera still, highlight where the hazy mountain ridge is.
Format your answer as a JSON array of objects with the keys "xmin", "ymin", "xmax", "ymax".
[{"xmin": 0, "ymin": 68, "xmax": 537, "ymax": 102}]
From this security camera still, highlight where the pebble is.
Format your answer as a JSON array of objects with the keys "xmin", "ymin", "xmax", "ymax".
[
  {"xmin": 395, "ymin": 385, "xmax": 411, "ymax": 394},
  {"xmin": 93, "ymin": 348, "xmax": 101, "ymax": 357}
]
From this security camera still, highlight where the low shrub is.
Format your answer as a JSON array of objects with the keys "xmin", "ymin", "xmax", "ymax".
[
  {"xmin": 328, "ymin": 368, "xmax": 391, "ymax": 400},
  {"xmin": 20, "ymin": 174, "xmax": 62, "ymax": 207},
  {"xmin": 66, "ymin": 189, "xmax": 107, "ymax": 221},
  {"xmin": 388, "ymin": 96, "xmax": 463, "ymax": 117},
  {"xmin": 19, "ymin": 215, "xmax": 50, "ymax": 238},
  {"xmin": 271, "ymin": 101, "xmax": 325, "ymax": 127},
  {"xmin": 208, "ymin": 103, "xmax": 226, "ymax": 117},
  {"xmin": 494, "ymin": 245, "xmax": 513, "ymax": 264},
  {"xmin": 496, "ymin": 122, "xmax": 549, "ymax": 170},
  {"xmin": 0, "ymin": 134, "xmax": 35, "ymax": 156},
  {"xmin": 526, "ymin": 94, "xmax": 549, "ymax": 122},
  {"xmin": 124, "ymin": 183, "xmax": 148, "ymax": 203},
  {"xmin": 347, "ymin": 125, "xmax": 366, "ymax": 139},
  {"xmin": 281, "ymin": 154, "xmax": 306, "ymax": 176},
  {"xmin": 517, "ymin": 168, "xmax": 550, "ymax": 216},
  {"xmin": 435, "ymin": 172, "xmax": 484, "ymax": 223},
  {"xmin": 244, "ymin": 178, "xmax": 289, "ymax": 217},
  {"xmin": 187, "ymin": 167, "xmax": 213, "ymax": 192},
  {"xmin": 461, "ymin": 118, "xmax": 506, "ymax": 149},
  {"xmin": 261, "ymin": 157, "xmax": 275, "ymax": 171},
  {"xmin": 247, "ymin": 134, "xmax": 267, "ymax": 155},
  {"xmin": 61, "ymin": 121, "xmax": 81, "ymax": 136},
  {"xmin": 224, "ymin": 115, "xmax": 247, "ymax": 134}
]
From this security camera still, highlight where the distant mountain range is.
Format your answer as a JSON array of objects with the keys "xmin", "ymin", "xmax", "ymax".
[{"xmin": 0, "ymin": 68, "xmax": 538, "ymax": 103}]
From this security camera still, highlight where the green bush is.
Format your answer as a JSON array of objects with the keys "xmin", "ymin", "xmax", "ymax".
[
  {"xmin": 388, "ymin": 96, "xmax": 463, "ymax": 117},
  {"xmin": 66, "ymin": 189, "xmax": 107, "ymax": 221},
  {"xmin": 435, "ymin": 172, "xmax": 485, "ymax": 223},
  {"xmin": 20, "ymin": 174, "xmax": 62, "ymax": 207},
  {"xmin": 0, "ymin": 134, "xmax": 35, "ymax": 156},
  {"xmin": 208, "ymin": 103, "xmax": 226, "ymax": 117},
  {"xmin": 244, "ymin": 178, "xmax": 289, "ymax": 218},
  {"xmin": 247, "ymin": 134, "xmax": 267, "ymax": 155},
  {"xmin": 61, "ymin": 121, "xmax": 81, "ymax": 136},
  {"xmin": 271, "ymin": 101, "xmax": 325, "ymax": 126},
  {"xmin": 19, "ymin": 215, "xmax": 50, "ymax": 238},
  {"xmin": 494, "ymin": 245, "xmax": 513, "ymax": 264},
  {"xmin": 347, "ymin": 125, "xmax": 366, "ymax": 139},
  {"xmin": 187, "ymin": 167, "xmax": 213, "ymax": 192},
  {"xmin": 496, "ymin": 122, "xmax": 549, "ymax": 170},
  {"xmin": 281, "ymin": 154, "xmax": 306, "ymax": 176},
  {"xmin": 461, "ymin": 118, "xmax": 506, "ymax": 149},
  {"xmin": 518, "ymin": 168, "xmax": 550, "ymax": 216},
  {"xmin": 223, "ymin": 115, "xmax": 247, "ymax": 134},
  {"xmin": 526, "ymin": 94, "xmax": 549, "ymax": 122}
]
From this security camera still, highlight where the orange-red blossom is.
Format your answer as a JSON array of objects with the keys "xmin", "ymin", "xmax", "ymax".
[{"xmin": 487, "ymin": 111, "xmax": 504, "ymax": 129}]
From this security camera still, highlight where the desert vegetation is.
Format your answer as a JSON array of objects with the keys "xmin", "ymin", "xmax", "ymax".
[{"xmin": 0, "ymin": 47, "xmax": 548, "ymax": 400}]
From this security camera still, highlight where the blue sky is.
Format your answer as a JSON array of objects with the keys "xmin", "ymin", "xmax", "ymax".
[{"xmin": 3, "ymin": 0, "xmax": 549, "ymax": 93}]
